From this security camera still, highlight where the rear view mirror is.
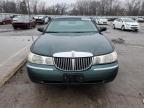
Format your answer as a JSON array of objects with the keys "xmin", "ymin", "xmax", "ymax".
[
  {"xmin": 99, "ymin": 27, "xmax": 107, "ymax": 32},
  {"xmin": 37, "ymin": 27, "xmax": 44, "ymax": 32}
]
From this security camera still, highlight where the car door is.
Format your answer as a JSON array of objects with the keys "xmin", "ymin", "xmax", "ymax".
[
  {"xmin": 44, "ymin": 17, "xmax": 48, "ymax": 24},
  {"xmin": 114, "ymin": 19, "xmax": 119, "ymax": 28},
  {"xmin": 116, "ymin": 19, "xmax": 122, "ymax": 28},
  {"xmin": 118, "ymin": 19, "xmax": 123, "ymax": 28}
]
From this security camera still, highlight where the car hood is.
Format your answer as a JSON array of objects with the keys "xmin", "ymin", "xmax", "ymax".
[
  {"xmin": 31, "ymin": 33, "xmax": 114, "ymax": 56},
  {"xmin": 99, "ymin": 19, "xmax": 108, "ymax": 21},
  {"xmin": 13, "ymin": 17, "xmax": 29, "ymax": 23},
  {"xmin": 125, "ymin": 22, "xmax": 139, "ymax": 25}
]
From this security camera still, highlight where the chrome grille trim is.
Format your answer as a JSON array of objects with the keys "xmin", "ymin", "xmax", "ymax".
[
  {"xmin": 53, "ymin": 51, "xmax": 93, "ymax": 71},
  {"xmin": 54, "ymin": 57, "xmax": 93, "ymax": 71}
]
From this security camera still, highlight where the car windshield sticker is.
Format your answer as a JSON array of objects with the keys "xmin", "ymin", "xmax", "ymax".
[{"xmin": 81, "ymin": 18, "xmax": 91, "ymax": 21}]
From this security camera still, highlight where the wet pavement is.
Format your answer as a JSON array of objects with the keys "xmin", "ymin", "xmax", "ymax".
[
  {"xmin": 0, "ymin": 24, "xmax": 42, "ymax": 66},
  {"xmin": 0, "ymin": 24, "xmax": 144, "ymax": 108},
  {"xmin": 0, "ymin": 24, "xmax": 13, "ymax": 32},
  {"xmin": 0, "ymin": 36, "xmax": 32, "ymax": 65},
  {"xmin": 0, "ymin": 25, "xmax": 39, "ymax": 87}
]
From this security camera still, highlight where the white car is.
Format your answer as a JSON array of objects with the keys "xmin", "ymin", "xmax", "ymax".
[
  {"xmin": 136, "ymin": 17, "xmax": 144, "ymax": 23},
  {"xmin": 95, "ymin": 18, "xmax": 108, "ymax": 25},
  {"xmin": 113, "ymin": 18, "xmax": 140, "ymax": 32},
  {"xmin": 34, "ymin": 15, "xmax": 49, "ymax": 24}
]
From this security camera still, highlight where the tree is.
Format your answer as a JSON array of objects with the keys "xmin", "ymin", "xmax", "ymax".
[
  {"xmin": 126, "ymin": 0, "xmax": 141, "ymax": 16},
  {"xmin": 0, "ymin": 0, "xmax": 144, "ymax": 16},
  {"xmin": 33, "ymin": 0, "xmax": 38, "ymax": 14},
  {"xmin": 140, "ymin": 1, "xmax": 144, "ymax": 15},
  {"xmin": 19, "ymin": 0, "xmax": 28, "ymax": 14}
]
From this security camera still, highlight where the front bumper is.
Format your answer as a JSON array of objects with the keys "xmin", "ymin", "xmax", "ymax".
[
  {"xmin": 125, "ymin": 25, "xmax": 139, "ymax": 30},
  {"xmin": 98, "ymin": 21, "xmax": 108, "ymax": 25},
  {"xmin": 12, "ymin": 23, "xmax": 29, "ymax": 28},
  {"xmin": 36, "ymin": 19, "xmax": 44, "ymax": 24},
  {"xmin": 26, "ymin": 62, "xmax": 119, "ymax": 85}
]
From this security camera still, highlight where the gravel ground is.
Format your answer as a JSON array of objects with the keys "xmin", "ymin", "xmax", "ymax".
[{"xmin": 0, "ymin": 24, "xmax": 144, "ymax": 108}]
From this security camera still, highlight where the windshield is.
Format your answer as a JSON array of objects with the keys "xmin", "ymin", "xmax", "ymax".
[
  {"xmin": 14, "ymin": 16, "xmax": 30, "ymax": 19},
  {"xmin": 122, "ymin": 18, "xmax": 135, "ymax": 22},
  {"xmin": 46, "ymin": 19, "xmax": 98, "ymax": 33},
  {"xmin": 35, "ymin": 16, "xmax": 44, "ymax": 18}
]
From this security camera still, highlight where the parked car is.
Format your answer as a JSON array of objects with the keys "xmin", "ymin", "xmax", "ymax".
[
  {"xmin": 95, "ymin": 18, "xmax": 108, "ymax": 25},
  {"xmin": 107, "ymin": 17, "xmax": 116, "ymax": 21},
  {"xmin": 27, "ymin": 17, "xmax": 119, "ymax": 85},
  {"xmin": 34, "ymin": 15, "xmax": 49, "ymax": 24},
  {"xmin": 113, "ymin": 18, "xmax": 140, "ymax": 32},
  {"xmin": 12, "ymin": 16, "xmax": 36, "ymax": 29},
  {"xmin": 10, "ymin": 14, "xmax": 18, "ymax": 19},
  {"xmin": 135, "ymin": 17, "xmax": 144, "ymax": 23},
  {"xmin": 0, "ymin": 16, "xmax": 12, "ymax": 25}
]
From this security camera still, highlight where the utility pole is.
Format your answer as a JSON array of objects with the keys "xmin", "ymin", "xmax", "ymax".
[{"xmin": 26, "ymin": 0, "xmax": 34, "ymax": 42}]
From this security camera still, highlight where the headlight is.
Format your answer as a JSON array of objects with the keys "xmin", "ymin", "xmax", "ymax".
[
  {"xmin": 93, "ymin": 51, "xmax": 118, "ymax": 65},
  {"xmin": 28, "ymin": 52, "xmax": 53, "ymax": 65}
]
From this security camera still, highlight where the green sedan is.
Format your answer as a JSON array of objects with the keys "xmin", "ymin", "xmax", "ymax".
[{"xmin": 27, "ymin": 17, "xmax": 119, "ymax": 84}]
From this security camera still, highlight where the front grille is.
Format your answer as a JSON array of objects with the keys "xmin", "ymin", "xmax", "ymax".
[
  {"xmin": 131, "ymin": 25, "xmax": 138, "ymax": 26},
  {"xmin": 54, "ymin": 57, "xmax": 92, "ymax": 71},
  {"xmin": 131, "ymin": 27, "xmax": 138, "ymax": 29},
  {"xmin": 36, "ymin": 19, "xmax": 43, "ymax": 22}
]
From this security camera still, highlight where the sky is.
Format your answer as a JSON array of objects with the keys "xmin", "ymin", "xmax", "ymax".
[
  {"xmin": 11, "ymin": 0, "xmax": 127, "ymax": 6},
  {"xmin": 39, "ymin": 0, "xmax": 77, "ymax": 6},
  {"xmin": 37, "ymin": 0, "xmax": 127, "ymax": 6}
]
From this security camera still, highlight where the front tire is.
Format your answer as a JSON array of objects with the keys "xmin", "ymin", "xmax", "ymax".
[
  {"xmin": 2, "ymin": 21, "xmax": 6, "ymax": 25},
  {"xmin": 26, "ymin": 24, "xmax": 31, "ymax": 29},
  {"xmin": 13, "ymin": 26, "xmax": 17, "ymax": 30},
  {"xmin": 33, "ymin": 23, "xmax": 36, "ymax": 28},
  {"xmin": 134, "ymin": 29, "xmax": 138, "ymax": 32},
  {"xmin": 43, "ymin": 21, "xmax": 45, "ymax": 25},
  {"xmin": 113, "ymin": 24, "xmax": 115, "ymax": 29},
  {"xmin": 121, "ymin": 25, "xmax": 125, "ymax": 31}
]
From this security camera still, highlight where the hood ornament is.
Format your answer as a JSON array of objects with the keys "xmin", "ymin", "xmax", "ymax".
[
  {"xmin": 53, "ymin": 51, "xmax": 93, "ymax": 58},
  {"xmin": 71, "ymin": 51, "xmax": 75, "ymax": 70},
  {"xmin": 71, "ymin": 51, "xmax": 75, "ymax": 58}
]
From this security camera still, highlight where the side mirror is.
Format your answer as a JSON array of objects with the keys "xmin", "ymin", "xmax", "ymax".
[
  {"xmin": 99, "ymin": 27, "xmax": 107, "ymax": 32},
  {"xmin": 37, "ymin": 27, "xmax": 44, "ymax": 32},
  {"xmin": 48, "ymin": 17, "xmax": 52, "ymax": 21}
]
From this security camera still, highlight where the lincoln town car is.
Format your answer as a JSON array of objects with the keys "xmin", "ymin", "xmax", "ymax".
[{"xmin": 27, "ymin": 17, "xmax": 119, "ymax": 84}]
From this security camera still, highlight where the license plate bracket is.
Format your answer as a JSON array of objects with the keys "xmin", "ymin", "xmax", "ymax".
[{"xmin": 63, "ymin": 74, "xmax": 84, "ymax": 83}]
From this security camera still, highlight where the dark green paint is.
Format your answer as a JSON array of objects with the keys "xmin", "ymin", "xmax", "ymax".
[{"xmin": 31, "ymin": 33, "xmax": 114, "ymax": 56}]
